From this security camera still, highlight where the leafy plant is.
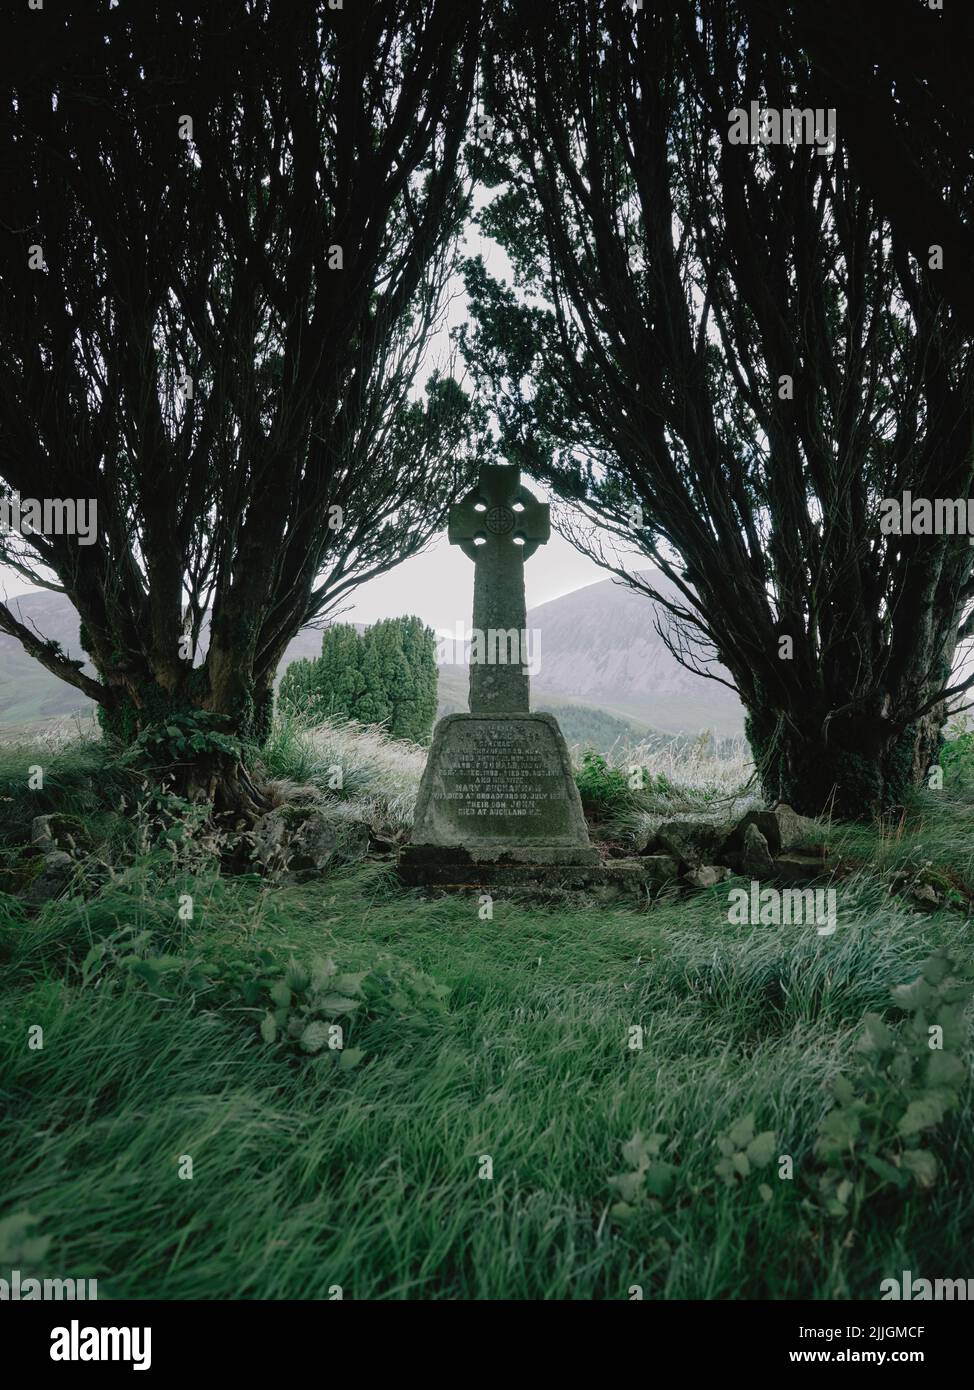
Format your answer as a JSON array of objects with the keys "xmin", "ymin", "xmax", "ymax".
[
  {"xmin": 124, "ymin": 710, "xmax": 246, "ymax": 767},
  {"xmin": 574, "ymin": 750, "xmax": 638, "ymax": 822},
  {"xmin": 608, "ymin": 1130, "xmax": 679, "ymax": 1219},
  {"xmin": 813, "ymin": 950, "xmax": 974, "ymax": 1218},
  {"xmin": 115, "ymin": 780, "xmax": 232, "ymax": 880},
  {"xmin": 80, "ymin": 922, "xmax": 209, "ymax": 998},
  {"xmin": 714, "ymin": 1113, "xmax": 778, "ymax": 1200},
  {"xmin": 250, "ymin": 953, "xmax": 367, "ymax": 1069},
  {"xmin": 224, "ymin": 945, "xmax": 448, "ymax": 1058},
  {"xmin": 80, "ymin": 926, "xmax": 367, "ymax": 1063},
  {"xmin": 940, "ymin": 718, "xmax": 974, "ymax": 781}
]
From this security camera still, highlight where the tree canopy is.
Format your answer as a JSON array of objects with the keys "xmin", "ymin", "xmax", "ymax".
[
  {"xmin": 280, "ymin": 616, "xmax": 438, "ymax": 745},
  {"xmin": 460, "ymin": 0, "xmax": 973, "ymax": 815},
  {"xmin": 0, "ymin": 0, "xmax": 481, "ymax": 808}
]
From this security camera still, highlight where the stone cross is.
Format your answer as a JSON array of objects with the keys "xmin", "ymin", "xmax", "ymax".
[{"xmin": 448, "ymin": 464, "xmax": 550, "ymax": 714}]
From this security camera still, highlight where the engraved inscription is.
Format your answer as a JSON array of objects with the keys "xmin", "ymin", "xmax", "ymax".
[{"xmin": 436, "ymin": 722, "xmax": 569, "ymax": 825}]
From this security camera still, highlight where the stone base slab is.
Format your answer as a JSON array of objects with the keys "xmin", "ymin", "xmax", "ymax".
[
  {"xmin": 400, "ymin": 841, "xmax": 599, "ymax": 867},
  {"xmin": 397, "ymin": 854, "xmax": 678, "ymax": 892}
]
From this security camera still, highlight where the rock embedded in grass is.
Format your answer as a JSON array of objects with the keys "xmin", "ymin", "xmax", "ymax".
[
  {"xmin": 642, "ymin": 805, "xmax": 832, "ymax": 888},
  {"xmin": 772, "ymin": 851, "xmax": 834, "ymax": 884},
  {"xmin": 30, "ymin": 815, "xmax": 56, "ymax": 852},
  {"xmin": 30, "ymin": 812, "xmax": 93, "ymax": 855},
  {"xmin": 728, "ymin": 804, "xmax": 819, "ymax": 857},
  {"xmin": 685, "ymin": 864, "xmax": 733, "ymax": 890},
  {"xmin": 887, "ymin": 868, "xmax": 955, "ymax": 913},
  {"xmin": 653, "ymin": 819, "xmax": 734, "ymax": 869},
  {"xmin": 742, "ymin": 823, "xmax": 776, "ymax": 878},
  {"xmin": 252, "ymin": 804, "xmax": 371, "ymax": 882},
  {"xmin": 22, "ymin": 850, "xmax": 74, "ymax": 906}
]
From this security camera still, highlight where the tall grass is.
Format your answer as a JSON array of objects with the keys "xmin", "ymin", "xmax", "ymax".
[
  {"xmin": 2, "ymin": 851, "xmax": 973, "ymax": 1298},
  {"xmin": 0, "ymin": 721, "xmax": 972, "ymax": 1299},
  {"xmin": 261, "ymin": 712, "xmax": 757, "ymax": 839},
  {"xmin": 261, "ymin": 712, "xmax": 425, "ymax": 830}
]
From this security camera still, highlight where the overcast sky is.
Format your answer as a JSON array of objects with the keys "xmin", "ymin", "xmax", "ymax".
[
  {"xmin": 341, "ymin": 502, "xmax": 611, "ymax": 633},
  {"xmin": 0, "ymin": 487, "xmax": 615, "ymax": 635}
]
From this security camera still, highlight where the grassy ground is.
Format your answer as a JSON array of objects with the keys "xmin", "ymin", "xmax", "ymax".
[{"xmin": 0, "ymin": 724, "xmax": 972, "ymax": 1300}]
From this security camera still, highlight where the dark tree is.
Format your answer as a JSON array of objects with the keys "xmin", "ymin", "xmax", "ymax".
[
  {"xmin": 463, "ymin": 0, "xmax": 974, "ymax": 818},
  {"xmin": 745, "ymin": 0, "xmax": 974, "ymax": 333},
  {"xmin": 280, "ymin": 623, "xmax": 365, "ymax": 727},
  {"xmin": 0, "ymin": 0, "xmax": 481, "ymax": 814},
  {"xmin": 364, "ymin": 615, "xmax": 438, "ymax": 744}
]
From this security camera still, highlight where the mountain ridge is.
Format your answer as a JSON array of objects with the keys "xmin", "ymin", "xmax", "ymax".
[{"xmin": 0, "ymin": 572, "xmax": 743, "ymax": 735}]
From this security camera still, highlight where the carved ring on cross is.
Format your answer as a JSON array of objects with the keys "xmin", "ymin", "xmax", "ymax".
[
  {"xmin": 486, "ymin": 505, "xmax": 515, "ymax": 534},
  {"xmin": 448, "ymin": 465, "xmax": 551, "ymax": 562}
]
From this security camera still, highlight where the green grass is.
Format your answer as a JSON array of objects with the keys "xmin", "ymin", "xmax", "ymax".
[
  {"xmin": 261, "ymin": 711, "xmax": 425, "ymax": 832},
  {"xmin": 2, "ymin": 859, "xmax": 973, "ymax": 1298},
  {"xmin": 0, "ymin": 727, "xmax": 973, "ymax": 1300}
]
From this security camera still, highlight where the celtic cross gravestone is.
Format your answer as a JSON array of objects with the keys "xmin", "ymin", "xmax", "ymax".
[
  {"xmin": 399, "ymin": 464, "xmax": 599, "ymax": 885},
  {"xmin": 447, "ymin": 464, "xmax": 549, "ymax": 714}
]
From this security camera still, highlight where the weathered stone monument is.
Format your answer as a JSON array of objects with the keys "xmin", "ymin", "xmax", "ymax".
[{"xmin": 399, "ymin": 464, "xmax": 601, "ymax": 887}]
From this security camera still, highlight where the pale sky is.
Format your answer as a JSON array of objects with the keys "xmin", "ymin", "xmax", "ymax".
[
  {"xmin": 340, "ymin": 498, "xmax": 609, "ymax": 633},
  {"xmin": 0, "ymin": 489, "xmax": 612, "ymax": 634},
  {"xmin": 338, "ymin": 201, "xmax": 606, "ymax": 632},
  {"xmin": 341, "ymin": 197, "xmax": 618, "ymax": 632}
]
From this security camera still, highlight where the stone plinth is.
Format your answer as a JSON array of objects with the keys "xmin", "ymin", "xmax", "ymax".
[
  {"xmin": 397, "ymin": 855, "xmax": 679, "ymax": 894},
  {"xmin": 399, "ymin": 712, "xmax": 598, "ymax": 876}
]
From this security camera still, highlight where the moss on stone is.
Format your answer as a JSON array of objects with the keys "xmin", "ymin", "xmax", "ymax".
[{"xmin": 6, "ymin": 852, "xmax": 46, "ymax": 895}]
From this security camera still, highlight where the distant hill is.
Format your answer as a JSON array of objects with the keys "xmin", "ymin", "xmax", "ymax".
[
  {"xmin": 534, "ymin": 703, "xmax": 651, "ymax": 753},
  {"xmin": 436, "ymin": 571, "xmax": 744, "ymax": 735},
  {"xmin": 527, "ymin": 572, "xmax": 743, "ymax": 734},
  {"xmin": 0, "ymin": 593, "xmax": 332, "ymax": 727},
  {"xmin": 0, "ymin": 591, "xmax": 93, "ymax": 724},
  {"xmin": 0, "ymin": 570, "xmax": 743, "ymax": 736}
]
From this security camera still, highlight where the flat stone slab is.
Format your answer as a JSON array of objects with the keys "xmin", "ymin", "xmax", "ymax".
[
  {"xmin": 397, "ymin": 854, "xmax": 679, "ymax": 892},
  {"xmin": 400, "ymin": 842, "xmax": 597, "ymax": 866},
  {"xmin": 407, "ymin": 711, "xmax": 597, "ymax": 865},
  {"xmin": 772, "ymin": 851, "xmax": 835, "ymax": 883},
  {"xmin": 653, "ymin": 819, "xmax": 733, "ymax": 868}
]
